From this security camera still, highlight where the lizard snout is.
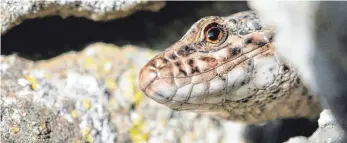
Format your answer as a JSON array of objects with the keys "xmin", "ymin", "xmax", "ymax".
[{"xmin": 139, "ymin": 57, "xmax": 178, "ymax": 104}]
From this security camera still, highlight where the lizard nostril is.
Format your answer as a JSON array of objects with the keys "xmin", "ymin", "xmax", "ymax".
[
  {"xmin": 150, "ymin": 56, "xmax": 170, "ymax": 69},
  {"xmin": 139, "ymin": 65, "xmax": 157, "ymax": 91},
  {"xmin": 230, "ymin": 47, "xmax": 241, "ymax": 56}
]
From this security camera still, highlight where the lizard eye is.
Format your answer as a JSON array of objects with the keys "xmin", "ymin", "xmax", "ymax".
[{"xmin": 204, "ymin": 23, "xmax": 226, "ymax": 44}]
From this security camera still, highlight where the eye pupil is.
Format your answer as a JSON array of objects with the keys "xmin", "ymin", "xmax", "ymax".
[
  {"xmin": 204, "ymin": 23, "xmax": 226, "ymax": 44},
  {"xmin": 207, "ymin": 28, "xmax": 220, "ymax": 41}
]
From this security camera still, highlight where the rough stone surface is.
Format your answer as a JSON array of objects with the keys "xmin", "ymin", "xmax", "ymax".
[
  {"xmin": 0, "ymin": 43, "xmax": 245, "ymax": 143},
  {"xmin": 285, "ymin": 110, "xmax": 344, "ymax": 143},
  {"xmin": 248, "ymin": 1, "xmax": 346, "ymax": 142},
  {"xmin": 0, "ymin": 0, "xmax": 165, "ymax": 34}
]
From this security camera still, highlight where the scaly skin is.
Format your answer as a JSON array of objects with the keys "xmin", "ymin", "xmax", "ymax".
[{"xmin": 139, "ymin": 11, "xmax": 322, "ymax": 124}]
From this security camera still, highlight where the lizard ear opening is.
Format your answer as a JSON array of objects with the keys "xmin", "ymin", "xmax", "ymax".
[{"xmin": 204, "ymin": 23, "xmax": 227, "ymax": 45}]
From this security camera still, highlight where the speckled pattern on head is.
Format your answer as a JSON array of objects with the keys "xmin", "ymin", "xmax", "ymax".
[{"xmin": 139, "ymin": 11, "xmax": 322, "ymax": 123}]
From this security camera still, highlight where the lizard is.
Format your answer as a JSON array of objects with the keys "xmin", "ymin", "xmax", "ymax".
[{"xmin": 138, "ymin": 10, "xmax": 322, "ymax": 124}]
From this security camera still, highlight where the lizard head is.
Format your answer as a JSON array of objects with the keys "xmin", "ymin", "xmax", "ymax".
[
  {"xmin": 139, "ymin": 15, "xmax": 244, "ymax": 103},
  {"xmin": 138, "ymin": 11, "xmax": 317, "ymax": 123}
]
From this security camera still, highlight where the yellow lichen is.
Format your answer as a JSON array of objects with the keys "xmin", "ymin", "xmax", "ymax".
[
  {"xmin": 129, "ymin": 129, "xmax": 148, "ymax": 143},
  {"xmin": 9, "ymin": 127, "xmax": 20, "ymax": 135},
  {"xmin": 84, "ymin": 57, "xmax": 97, "ymax": 70},
  {"xmin": 25, "ymin": 74, "xmax": 38, "ymax": 90},
  {"xmin": 129, "ymin": 115, "xmax": 149, "ymax": 143},
  {"xmin": 105, "ymin": 78, "xmax": 117, "ymax": 92},
  {"xmin": 81, "ymin": 128, "xmax": 91, "ymax": 136},
  {"xmin": 40, "ymin": 121, "xmax": 46, "ymax": 130},
  {"xmin": 82, "ymin": 99, "xmax": 91, "ymax": 110},
  {"xmin": 86, "ymin": 134, "xmax": 93, "ymax": 143},
  {"xmin": 121, "ymin": 68, "xmax": 137, "ymax": 101},
  {"xmin": 81, "ymin": 128, "xmax": 93, "ymax": 143},
  {"xmin": 129, "ymin": 122, "xmax": 149, "ymax": 143},
  {"xmin": 132, "ymin": 91, "xmax": 144, "ymax": 108},
  {"xmin": 71, "ymin": 110, "xmax": 79, "ymax": 118}
]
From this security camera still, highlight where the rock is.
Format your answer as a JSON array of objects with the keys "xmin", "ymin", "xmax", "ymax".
[
  {"xmin": 247, "ymin": 1, "xmax": 319, "ymax": 93},
  {"xmin": 0, "ymin": 42, "xmax": 244, "ymax": 143},
  {"xmin": 285, "ymin": 110, "xmax": 344, "ymax": 143},
  {"xmin": 248, "ymin": 1, "xmax": 347, "ymax": 142},
  {"xmin": 0, "ymin": 0, "xmax": 165, "ymax": 34},
  {"xmin": 309, "ymin": 110, "xmax": 344, "ymax": 143}
]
